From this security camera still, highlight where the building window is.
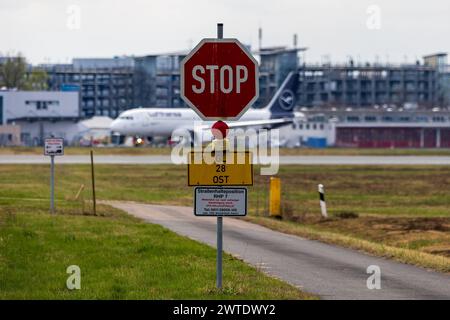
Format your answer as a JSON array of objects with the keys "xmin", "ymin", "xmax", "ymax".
[
  {"xmin": 432, "ymin": 116, "xmax": 445, "ymax": 122},
  {"xmin": 416, "ymin": 116, "xmax": 428, "ymax": 122},
  {"xmin": 26, "ymin": 100, "xmax": 59, "ymax": 110},
  {"xmin": 364, "ymin": 116, "xmax": 377, "ymax": 122},
  {"xmin": 38, "ymin": 101, "xmax": 47, "ymax": 110},
  {"xmin": 347, "ymin": 116, "xmax": 360, "ymax": 122}
]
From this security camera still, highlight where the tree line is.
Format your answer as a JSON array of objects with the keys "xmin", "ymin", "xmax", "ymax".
[{"xmin": 0, "ymin": 54, "xmax": 48, "ymax": 90}]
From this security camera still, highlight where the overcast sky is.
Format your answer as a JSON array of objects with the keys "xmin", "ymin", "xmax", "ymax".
[{"xmin": 1, "ymin": 0, "xmax": 449, "ymax": 65}]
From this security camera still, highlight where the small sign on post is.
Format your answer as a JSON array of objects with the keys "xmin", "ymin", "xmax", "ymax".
[
  {"xmin": 194, "ymin": 187, "xmax": 247, "ymax": 217},
  {"xmin": 44, "ymin": 138, "xmax": 64, "ymax": 156},
  {"xmin": 44, "ymin": 137, "xmax": 64, "ymax": 214}
]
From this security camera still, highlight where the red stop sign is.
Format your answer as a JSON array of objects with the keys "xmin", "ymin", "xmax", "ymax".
[{"xmin": 181, "ymin": 39, "xmax": 259, "ymax": 120}]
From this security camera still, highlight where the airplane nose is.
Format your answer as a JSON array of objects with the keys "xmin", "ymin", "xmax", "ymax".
[{"xmin": 110, "ymin": 119, "xmax": 122, "ymax": 132}]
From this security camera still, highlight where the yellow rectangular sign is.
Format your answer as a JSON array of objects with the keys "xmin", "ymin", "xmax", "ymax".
[{"xmin": 188, "ymin": 151, "xmax": 253, "ymax": 186}]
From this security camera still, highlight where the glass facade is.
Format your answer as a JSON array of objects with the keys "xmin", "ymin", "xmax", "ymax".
[
  {"xmin": 42, "ymin": 51, "xmax": 448, "ymax": 117},
  {"xmin": 297, "ymin": 65, "xmax": 438, "ymax": 108},
  {"xmin": 45, "ymin": 65, "xmax": 134, "ymax": 118},
  {"xmin": 258, "ymin": 48, "xmax": 300, "ymax": 107}
]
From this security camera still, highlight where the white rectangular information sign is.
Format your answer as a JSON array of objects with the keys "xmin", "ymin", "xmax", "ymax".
[
  {"xmin": 194, "ymin": 187, "xmax": 247, "ymax": 217},
  {"xmin": 44, "ymin": 138, "xmax": 64, "ymax": 156}
]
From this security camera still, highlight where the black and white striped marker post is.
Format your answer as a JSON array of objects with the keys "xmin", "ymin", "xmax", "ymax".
[{"xmin": 318, "ymin": 184, "xmax": 328, "ymax": 218}]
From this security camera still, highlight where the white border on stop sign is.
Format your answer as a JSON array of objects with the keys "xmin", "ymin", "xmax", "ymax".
[{"xmin": 180, "ymin": 38, "xmax": 259, "ymax": 121}]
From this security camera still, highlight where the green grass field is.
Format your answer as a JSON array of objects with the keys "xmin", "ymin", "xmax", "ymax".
[
  {"xmin": 3, "ymin": 163, "xmax": 448, "ymax": 218},
  {"xmin": 3, "ymin": 146, "xmax": 450, "ymax": 156},
  {"xmin": 0, "ymin": 162, "xmax": 449, "ymax": 299},
  {"xmin": 0, "ymin": 199, "xmax": 313, "ymax": 299},
  {"xmin": 0, "ymin": 146, "xmax": 172, "ymax": 156},
  {"xmin": 1, "ymin": 163, "xmax": 449, "ymax": 258}
]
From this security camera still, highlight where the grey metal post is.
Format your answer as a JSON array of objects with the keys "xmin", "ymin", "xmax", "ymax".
[
  {"xmin": 217, "ymin": 215, "xmax": 223, "ymax": 289},
  {"xmin": 216, "ymin": 22, "xmax": 224, "ymax": 290},
  {"xmin": 50, "ymin": 155, "xmax": 55, "ymax": 214},
  {"xmin": 90, "ymin": 150, "xmax": 97, "ymax": 215}
]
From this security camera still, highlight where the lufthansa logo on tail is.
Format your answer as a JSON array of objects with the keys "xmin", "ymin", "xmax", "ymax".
[{"xmin": 278, "ymin": 89, "xmax": 295, "ymax": 111}]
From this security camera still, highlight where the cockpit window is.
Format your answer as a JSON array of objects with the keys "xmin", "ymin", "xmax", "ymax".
[{"xmin": 119, "ymin": 116, "xmax": 134, "ymax": 120}]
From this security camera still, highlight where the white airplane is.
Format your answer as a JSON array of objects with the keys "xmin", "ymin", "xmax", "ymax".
[{"xmin": 110, "ymin": 72, "xmax": 303, "ymax": 144}]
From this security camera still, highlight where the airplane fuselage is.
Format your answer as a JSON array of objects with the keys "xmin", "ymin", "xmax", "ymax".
[{"xmin": 111, "ymin": 107, "xmax": 272, "ymax": 137}]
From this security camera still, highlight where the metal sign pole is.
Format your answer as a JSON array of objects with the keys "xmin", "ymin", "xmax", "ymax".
[
  {"xmin": 217, "ymin": 215, "xmax": 223, "ymax": 289},
  {"xmin": 50, "ymin": 155, "xmax": 55, "ymax": 214},
  {"xmin": 90, "ymin": 150, "xmax": 97, "ymax": 215},
  {"xmin": 216, "ymin": 22, "xmax": 224, "ymax": 290}
]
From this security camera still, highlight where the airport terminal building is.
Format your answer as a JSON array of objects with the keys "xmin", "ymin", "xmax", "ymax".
[
  {"xmin": 43, "ymin": 58, "xmax": 135, "ymax": 118},
  {"xmin": 296, "ymin": 63, "xmax": 439, "ymax": 108},
  {"xmin": 0, "ymin": 90, "xmax": 80, "ymax": 145},
  {"xmin": 43, "ymin": 54, "xmax": 189, "ymax": 118},
  {"xmin": 295, "ymin": 108, "xmax": 450, "ymax": 148}
]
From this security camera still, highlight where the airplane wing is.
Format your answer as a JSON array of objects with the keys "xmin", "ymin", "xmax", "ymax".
[
  {"xmin": 227, "ymin": 118, "xmax": 294, "ymax": 129},
  {"xmin": 171, "ymin": 116, "xmax": 300, "ymax": 145},
  {"xmin": 192, "ymin": 117, "xmax": 295, "ymax": 132}
]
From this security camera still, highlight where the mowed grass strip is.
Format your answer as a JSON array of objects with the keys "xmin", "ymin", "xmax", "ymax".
[
  {"xmin": 0, "ymin": 204, "xmax": 314, "ymax": 299},
  {"xmin": 0, "ymin": 164, "xmax": 449, "ymax": 272},
  {"xmin": 0, "ymin": 146, "xmax": 172, "ymax": 156},
  {"xmin": 3, "ymin": 164, "xmax": 450, "ymax": 214},
  {"xmin": 3, "ymin": 146, "xmax": 450, "ymax": 156}
]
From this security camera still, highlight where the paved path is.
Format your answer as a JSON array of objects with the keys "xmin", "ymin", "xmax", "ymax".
[
  {"xmin": 106, "ymin": 201, "xmax": 450, "ymax": 300},
  {"xmin": 2, "ymin": 154, "xmax": 450, "ymax": 165}
]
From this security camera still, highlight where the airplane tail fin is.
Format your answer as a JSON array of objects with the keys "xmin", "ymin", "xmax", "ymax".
[{"xmin": 264, "ymin": 71, "xmax": 298, "ymax": 117}]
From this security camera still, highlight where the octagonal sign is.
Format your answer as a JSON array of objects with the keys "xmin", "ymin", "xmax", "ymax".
[{"xmin": 180, "ymin": 39, "xmax": 259, "ymax": 121}]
